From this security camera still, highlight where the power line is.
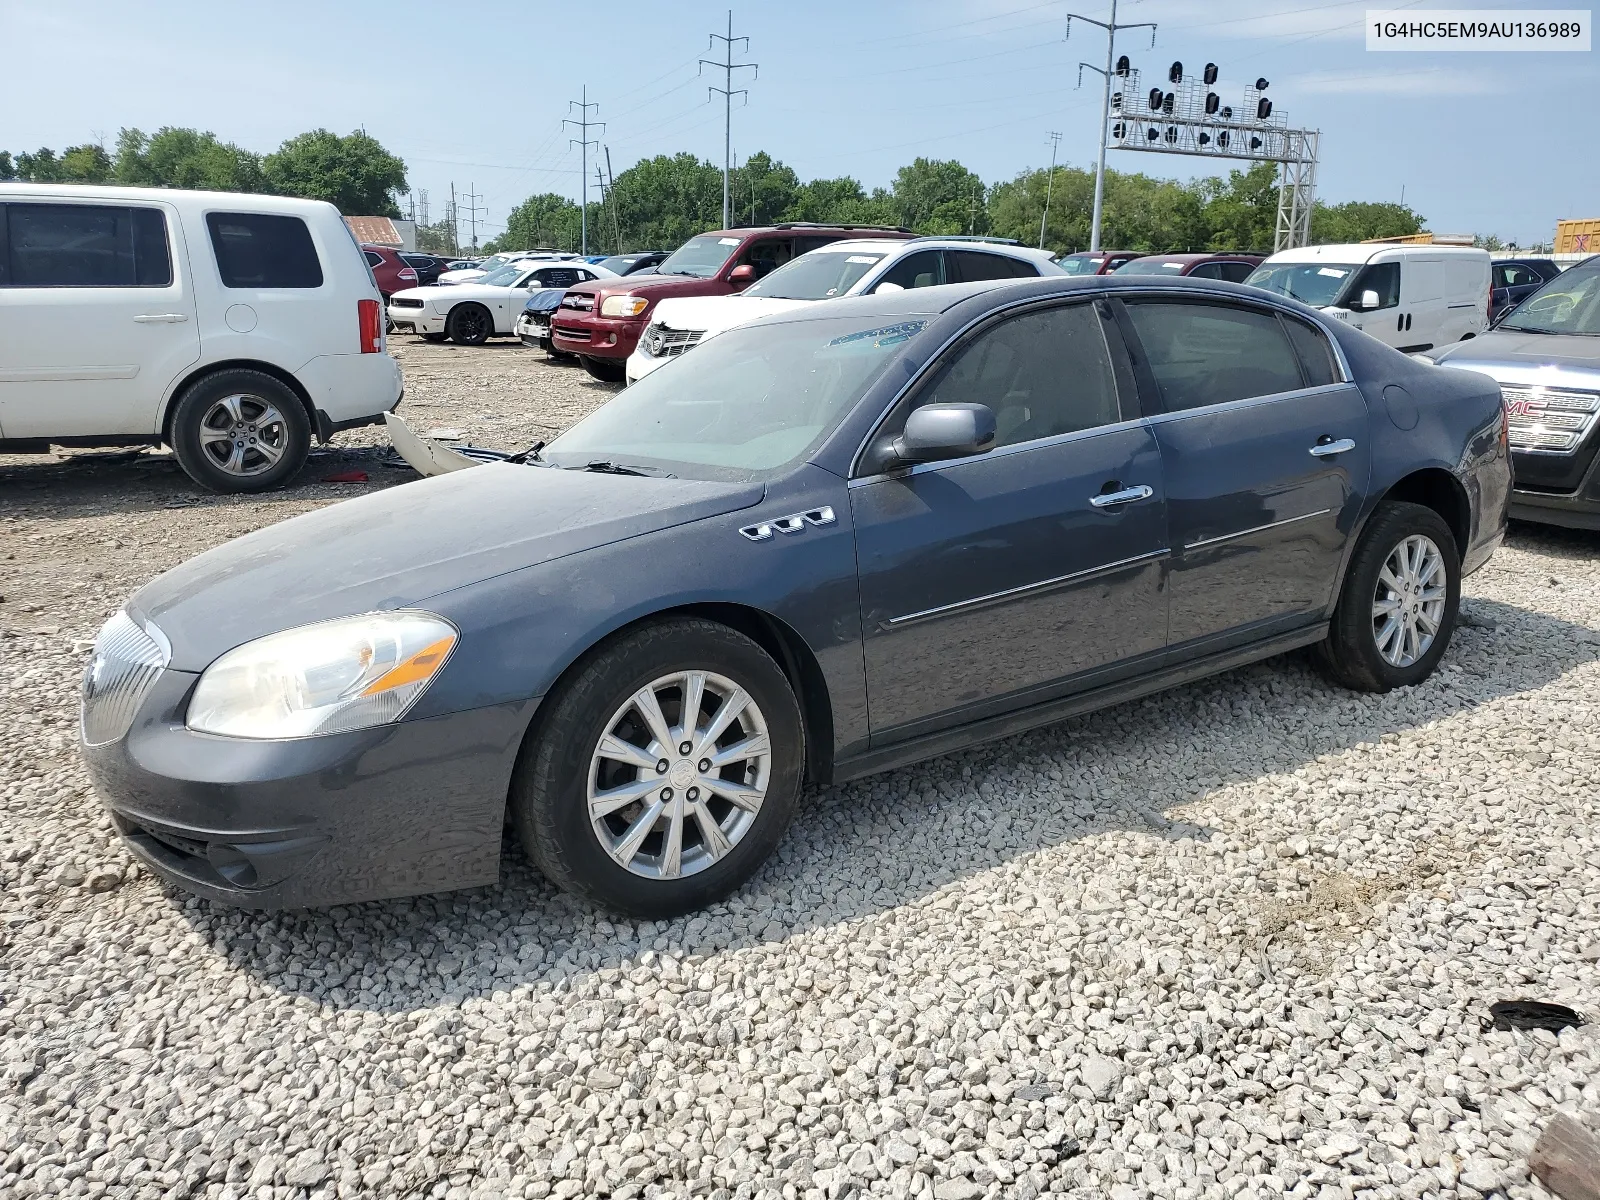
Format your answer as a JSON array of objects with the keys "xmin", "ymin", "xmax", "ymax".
[
  {"xmin": 564, "ymin": 86, "xmax": 604, "ymax": 255},
  {"xmin": 700, "ymin": 10, "xmax": 757, "ymax": 231}
]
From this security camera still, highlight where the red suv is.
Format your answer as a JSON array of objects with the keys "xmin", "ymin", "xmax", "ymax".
[
  {"xmin": 1055, "ymin": 250, "xmax": 1147, "ymax": 275},
  {"xmin": 361, "ymin": 244, "xmax": 418, "ymax": 300},
  {"xmin": 552, "ymin": 223, "xmax": 914, "ymax": 381},
  {"xmin": 1110, "ymin": 252, "xmax": 1265, "ymax": 282}
]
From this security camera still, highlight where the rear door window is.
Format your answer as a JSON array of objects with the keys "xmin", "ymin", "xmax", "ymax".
[
  {"xmin": 2, "ymin": 203, "xmax": 172, "ymax": 287},
  {"xmin": 207, "ymin": 212, "xmax": 324, "ymax": 289},
  {"xmin": 946, "ymin": 250, "xmax": 1039, "ymax": 282},
  {"xmin": 1123, "ymin": 300, "xmax": 1306, "ymax": 412}
]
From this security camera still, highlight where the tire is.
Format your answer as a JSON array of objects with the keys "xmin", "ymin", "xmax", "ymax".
[
  {"xmin": 1315, "ymin": 501, "xmax": 1460, "ymax": 693},
  {"xmin": 420, "ymin": 332, "xmax": 447, "ymax": 343},
  {"xmin": 511, "ymin": 618, "xmax": 805, "ymax": 918},
  {"xmin": 580, "ymin": 354, "xmax": 626, "ymax": 383},
  {"xmin": 168, "ymin": 369, "xmax": 311, "ymax": 493},
  {"xmin": 548, "ymin": 346, "xmax": 577, "ymax": 362},
  {"xmin": 446, "ymin": 303, "xmax": 493, "ymax": 346}
]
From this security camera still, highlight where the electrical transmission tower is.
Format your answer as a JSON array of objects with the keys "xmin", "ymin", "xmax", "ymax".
[
  {"xmin": 461, "ymin": 185, "xmax": 486, "ymax": 251},
  {"xmin": 701, "ymin": 11, "xmax": 757, "ymax": 231},
  {"xmin": 564, "ymin": 87, "xmax": 604, "ymax": 255}
]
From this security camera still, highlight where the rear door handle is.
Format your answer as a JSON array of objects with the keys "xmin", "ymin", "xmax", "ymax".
[
  {"xmin": 1309, "ymin": 438, "xmax": 1356, "ymax": 457},
  {"xmin": 133, "ymin": 313, "xmax": 190, "ymax": 323},
  {"xmin": 1089, "ymin": 484, "xmax": 1154, "ymax": 508}
]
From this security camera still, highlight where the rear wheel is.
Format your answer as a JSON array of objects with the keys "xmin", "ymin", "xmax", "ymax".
[
  {"xmin": 168, "ymin": 369, "xmax": 310, "ymax": 493},
  {"xmin": 511, "ymin": 618, "xmax": 804, "ymax": 918},
  {"xmin": 447, "ymin": 303, "xmax": 493, "ymax": 346},
  {"xmin": 580, "ymin": 355, "xmax": 626, "ymax": 383},
  {"xmin": 1316, "ymin": 501, "xmax": 1460, "ymax": 692}
]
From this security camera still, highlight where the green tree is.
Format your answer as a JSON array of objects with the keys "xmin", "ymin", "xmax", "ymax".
[
  {"xmin": 263, "ymin": 129, "xmax": 408, "ymax": 215},
  {"xmin": 15, "ymin": 148, "xmax": 63, "ymax": 182},
  {"xmin": 59, "ymin": 143, "xmax": 112, "ymax": 183},
  {"xmin": 730, "ymin": 151, "xmax": 800, "ymax": 227},
  {"xmin": 1197, "ymin": 162, "xmax": 1279, "ymax": 252},
  {"xmin": 988, "ymin": 164, "xmax": 1096, "ymax": 250},
  {"xmin": 114, "ymin": 127, "xmax": 267, "ymax": 192},
  {"xmin": 784, "ymin": 175, "xmax": 896, "ymax": 226},
  {"xmin": 486, "ymin": 193, "xmax": 582, "ymax": 254},
  {"xmin": 1310, "ymin": 200, "xmax": 1423, "ymax": 244},
  {"xmin": 889, "ymin": 157, "xmax": 988, "ymax": 234},
  {"xmin": 0, "ymin": 151, "xmax": 13, "ymax": 181},
  {"xmin": 610, "ymin": 153, "xmax": 724, "ymax": 249}
]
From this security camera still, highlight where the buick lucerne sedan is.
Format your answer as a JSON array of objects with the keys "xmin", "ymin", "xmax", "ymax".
[{"xmin": 81, "ymin": 276, "xmax": 1510, "ymax": 918}]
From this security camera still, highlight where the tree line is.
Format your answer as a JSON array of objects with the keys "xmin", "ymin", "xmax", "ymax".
[
  {"xmin": 0, "ymin": 128, "xmax": 408, "ymax": 218},
  {"xmin": 2, "ymin": 126, "xmax": 1425, "ymax": 255},
  {"xmin": 486, "ymin": 152, "xmax": 1425, "ymax": 257}
]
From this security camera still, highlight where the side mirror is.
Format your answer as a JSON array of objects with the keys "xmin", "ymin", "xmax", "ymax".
[
  {"xmin": 892, "ymin": 403, "xmax": 997, "ymax": 465},
  {"xmin": 874, "ymin": 281, "xmax": 905, "ymax": 294},
  {"xmin": 1350, "ymin": 289, "xmax": 1381, "ymax": 311},
  {"xmin": 729, "ymin": 263, "xmax": 757, "ymax": 286}
]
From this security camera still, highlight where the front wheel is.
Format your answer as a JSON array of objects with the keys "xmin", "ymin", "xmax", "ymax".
[
  {"xmin": 447, "ymin": 303, "xmax": 493, "ymax": 345},
  {"xmin": 511, "ymin": 619, "xmax": 804, "ymax": 918},
  {"xmin": 580, "ymin": 355, "xmax": 626, "ymax": 383},
  {"xmin": 1316, "ymin": 501, "xmax": 1460, "ymax": 692}
]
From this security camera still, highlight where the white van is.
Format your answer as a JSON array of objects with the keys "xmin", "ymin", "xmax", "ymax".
[
  {"xmin": 1245, "ymin": 243, "xmax": 1490, "ymax": 353},
  {"xmin": 0, "ymin": 184, "xmax": 402, "ymax": 491}
]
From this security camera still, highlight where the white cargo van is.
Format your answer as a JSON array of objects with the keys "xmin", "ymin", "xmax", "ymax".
[
  {"xmin": 0, "ymin": 184, "xmax": 402, "ymax": 492},
  {"xmin": 1245, "ymin": 243, "xmax": 1490, "ymax": 354}
]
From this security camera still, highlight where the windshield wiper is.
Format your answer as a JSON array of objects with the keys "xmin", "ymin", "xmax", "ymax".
[
  {"xmin": 579, "ymin": 460, "xmax": 651, "ymax": 476},
  {"xmin": 506, "ymin": 440, "xmax": 545, "ymax": 464}
]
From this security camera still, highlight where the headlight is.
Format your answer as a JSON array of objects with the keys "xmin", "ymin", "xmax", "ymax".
[
  {"xmin": 601, "ymin": 295, "xmax": 649, "ymax": 318},
  {"xmin": 187, "ymin": 612, "xmax": 458, "ymax": 739}
]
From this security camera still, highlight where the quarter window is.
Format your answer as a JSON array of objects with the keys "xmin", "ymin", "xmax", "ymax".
[
  {"xmin": 363, "ymin": 250, "xmax": 385, "ymax": 268},
  {"xmin": 207, "ymin": 212, "xmax": 324, "ymax": 289},
  {"xmin": 2, "ymin": 203, "xmax": 172, "ymax": 287},
  {"xmin": 1124, "ymin": 301, "xmax": 1306, "ymax": 412},
  {"xmin": 1282, "ymin": 317, "xmax": 1339, "ymax": 387},
  {"xmin": 946, "ymin": 250, "xmax": 1039, "ymax": 283},
  {"xmin": 913, "ymin": 303, "xmax": 1121, "ymax": 450}
]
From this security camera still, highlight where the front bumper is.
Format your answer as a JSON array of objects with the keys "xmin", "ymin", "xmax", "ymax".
[
  {"xmin": 1509, "ymin": 488, "xmax": 1600, "ymax": 530},
  {"xmin": 387, "ymin": 304, "xmax": 445, "ymax": 335},
  {"xmin": 1508, "ymin": 437, "xmax": 1600, "ymax": 530},
  {"xmin": 516, "ymin": 312, "xmax": 554, "ymax": 350},
  {"xmin": 625, "ymin": 348, "xmax": 668, "ymax": 385},
  {"xmin": 82, "ymin": 667, "xmax": 535, "ymax": 909},
  {"xmin": 550, "ymin": 311, "xmax": 644, "ymax": 360}
]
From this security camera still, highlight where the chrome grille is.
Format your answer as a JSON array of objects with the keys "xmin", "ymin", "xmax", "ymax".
[
  {"xmin": 81, "ymin": 610, "xmax": 169, "ymax": 746},
  {"xmin": 640, "ymin": 322, "xmax": 704, "ymax": 359},
  {"xmin": 560, "ymin": 294, "xmax": 595, "ymax": 311},
  {"xmin": 1501, "ymin": 384, "xmax": 1600, "ymax": 455}
]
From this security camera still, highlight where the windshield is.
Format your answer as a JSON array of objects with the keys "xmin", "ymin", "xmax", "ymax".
[
  {"xmin": 745, "ymin": 251, "xmax": 888, "ymax": 300},
  {"xmin": 1115, "ymin": 258, "xmax": 1193, "ymax": 276},
  {"xmin": 542, "ymin": 314, "xmax": 926, "ymax": 478},
  {"xmin": 464, "ymin": 256, "xmax": 505, "ymax": 274},
  {"xmin": 657, "ymin": 235, "xmax": 741, "ymax": 278},
  {"xmin": 477, "ymin": 263, "xmax": 530, "ymax": 287},
  {"xmin": 600, "ymin": 255, "xmax": 642, "ymax": 274},
  {"xmin": 1499, "ymin": 261, "xmax": 1600, "ymax": 335},
  {"xmin": 1056, "ymin": 254, "xmax": 1103, "ymax": 276},
  {"xmin": 1245, "ymin": 261, "xmax": 1360, "ymax": 307}
]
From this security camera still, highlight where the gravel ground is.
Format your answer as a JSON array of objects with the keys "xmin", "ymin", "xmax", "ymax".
[{"xmin": 3, "ymin": 338, "xmax": 1598, "ymax": 1200}]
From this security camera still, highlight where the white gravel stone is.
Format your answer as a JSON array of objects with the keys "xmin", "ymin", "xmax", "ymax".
[{"xmin": 2, "ymin": 346, "xmax": 1598, "ymax": 1199}]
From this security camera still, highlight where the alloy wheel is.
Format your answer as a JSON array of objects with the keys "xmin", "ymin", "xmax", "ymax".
[
  {"xmin": 1371, "ymin": 533, "xmax": 1447, "ymax": 668},
  {"xmin": 587, "ymin": 670, "xmax": 771, "ymax": 880},
  {"xmin": 198, "ymin": 393, "xmax": 289, "ymax": 478}
]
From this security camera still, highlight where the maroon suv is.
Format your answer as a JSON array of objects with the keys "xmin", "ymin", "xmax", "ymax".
[
  {"xmin": 552, "ymin": 223, "xmax": 914, "ymax": 381},
  {"xmin": 1055, "ymin": 250, "xmax": 1147, "ymax": 275},
  {"xmin": 361, "ymin": 244, "xmax": 418, "ymax": 300},
  {"xmin": 1110, "ymin": 252, "xmax": 1265, "ymax": 282}
]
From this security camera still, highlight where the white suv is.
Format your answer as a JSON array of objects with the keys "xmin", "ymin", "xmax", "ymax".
[
  {"xmin": 626, "ymin": 237, "xmax": 1063, "ymax": 383},
  {"xmin": 0, "ymin": 184, "xmax": 403, "ymax": 492}
]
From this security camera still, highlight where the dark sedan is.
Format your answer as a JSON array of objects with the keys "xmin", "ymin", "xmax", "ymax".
[
  {"xmin": 1491, "ymin": 257, "xmax": 1561, "ymax": 323},
  {"xmin": 81, "ymin": 276, "xmax": 1509, "ymax": 918},
  {"xmin": 1423, "ymin": 255, "xmax": 1600, "ymax": 528}
]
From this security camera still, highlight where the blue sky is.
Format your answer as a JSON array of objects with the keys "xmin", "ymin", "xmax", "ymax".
[{"xmin": 2, "ymin": 0, "xmax": 1593, "ymax": 246}]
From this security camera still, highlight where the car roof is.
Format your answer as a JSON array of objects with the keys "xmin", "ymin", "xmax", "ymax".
[
  {"xmin": 1266, "ymin": 242, "xmax": 1490, "ymax": 264},
  {"xmin": 804, "ymin": 237, "xmax": 1057, "ymax": 262},
  {"xmin": 0, "ymin": 181, "xmax": 341, "ymax": 217}
]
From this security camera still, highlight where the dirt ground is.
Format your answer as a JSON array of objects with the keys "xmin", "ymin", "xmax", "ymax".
[{"xmin": 0, "ymin": 338, "xmax": 619, "ymax": 637}]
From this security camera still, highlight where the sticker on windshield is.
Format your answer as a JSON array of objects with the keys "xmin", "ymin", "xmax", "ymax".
[
  {"xmin": 719, "ymin": 237, "xmax": 740, "ymax": 246},
  {"xmin": 827, "ymin": 320, "xmax": 927, "ymax": 349},
  {"xmin": 1317, "ymin": 267, "xmax": 1350, "ymax": 277},
  {"xmin": 845, "ymin": 256, "xmax": 878, "ymax": 264}
]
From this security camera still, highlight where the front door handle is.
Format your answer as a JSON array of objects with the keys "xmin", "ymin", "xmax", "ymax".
[
  {"xmin": 133, "ymin": 313, "xmax": 190, "ymax": 323},
  {"xmin": 1309, "ymin": 438, "xmax": 1357, "ymax": 457},
  {"xmin": 1089, "ymin": 484, "xmax": 1154, "ymax": 508}
]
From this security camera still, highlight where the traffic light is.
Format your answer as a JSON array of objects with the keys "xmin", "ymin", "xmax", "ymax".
[
  {"xmin": 1115, "ymin": 55, "xmax": 1131, "ymax": 76},
  {"xmin": 1205, "ymin": 92, "xmax": 1220, "ymax": 115},
  {"xmin": 1168, "ymin": 61, "xmax": 1184, "ymax": 83},
  {"xmin": 1148, "ymin": 87, "xmax": 1164, "ymax": 111},
  {"xmin": 1203, "ymin": 62, "xmax": 1218, "ymax": 85},
  {"xmin": 1256, "ymin": 97, "xmax": 1273, "ymax": 120}
]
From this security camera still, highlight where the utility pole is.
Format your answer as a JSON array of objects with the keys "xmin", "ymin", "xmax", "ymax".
[
  {"xmin": 701, "ymin": 11, "xmax": 757, "ymax": 231},
  {"xmin": 564, "ymin": 86, "xmax": 603, "ymax": 255},
  {"xmin": 461, "ymin": 185, "xmax": 486, "ymax": 252},
  {"xmin": 449, "ymin": 183, "xmax": 459, "ymax": 257},
  {"xmin": 1039, "ymin": 131, "xmax": 1062, "ymax": 250},
  {"xmin": 605, "ymin": 145, "xmax": 622, "ymax": 252},
  {"xmin": 417, "ymin": 188, "xmax": 430, "ymax": 230},
  {"xmin": 1069, "ymin": 2, "xmax": 1157, "ymax": 251}
]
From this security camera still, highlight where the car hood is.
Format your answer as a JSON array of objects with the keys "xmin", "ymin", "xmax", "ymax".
[
  {"xmin": 651, "ymin": 294, "xmax": 812, "ymax": 338},
  {"xmin": 132, "ymin": 465, "xmax": 765, "ymax": 671},
  {"xmin": 522, "ymin": 288, "xmax": 567, "ymax": 313},
  {"xmin": 565, "ymin": 273, "xmax": 721, "ymax": 301},
  {"xmin": 392, "ymin": 283, "xmax": 512, "ymax": 305},
  {"xmin": 1429, "ymin": 331, "xmax": 1600, "ymax": 386},
  {"xmin": 437, "ymin": 269, "xmax": 485, "ymax": 283}
]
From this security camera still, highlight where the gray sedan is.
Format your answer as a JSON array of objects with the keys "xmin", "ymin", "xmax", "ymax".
[{"xmin": 81, "ymin": 276, "xmax": 1509, "ymax": 918}]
